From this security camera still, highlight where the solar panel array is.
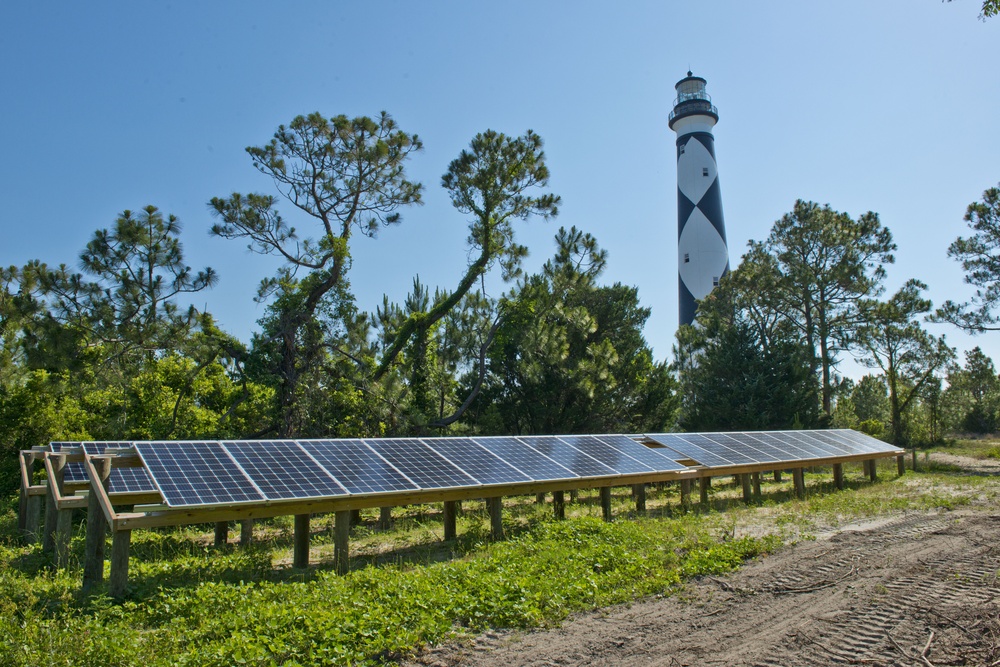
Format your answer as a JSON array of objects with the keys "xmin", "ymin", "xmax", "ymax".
[
  {"xmin": 48, "ymin": 430, "xmax": 899, "ymax": 510},
  {"xmin": 50, "ymin": 441, "xmax": 157, "ymax": 494},
  {"xmin": 644, "ymin": 429, "xmax": 897, "ymax": 468}
]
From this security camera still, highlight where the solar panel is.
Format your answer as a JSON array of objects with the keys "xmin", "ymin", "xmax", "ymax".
[
  {"xmin": 756, "ymin": 431, "xmax": 842, "ymax": 459},
  {"xmin": 711, "ymin": 433, "xmax": 802, "ymax": 463},
  {"xmin": 223, "ymin": 440, "xmax": 347, "ymax": 500},
  {"xmin": 555, "ymin": 435, "xmax": 655, "ymax": 475},
  {"xmin": 724, "ymin": 432, "xmax": 811, "ymax": 461},
  {"xmin": 644, "ymin": 433, "xmax": 733, "ymax": 467},
  {"xmin": 596, "ymin": 434, "xmax": 689, "ymax": 472},
  {"xmin": 800, "ymin": 431, "xmax": 867, "ymax": 455},
  {"xmin": 518, "ymin": 436, "xmax": 617, "ymax": 478},
  {"xmin": 828, "ymin": 429, "xmax": 896, "ymax": 453},
  {"xmin": 50, "ymin": 441, "xmax": 158, "ymax": 493},
  {"xmin": 298, "ymin": 439, "xmax": 417, "ymax": 495},
  {"xmin": 705, "ymin": 433, "xmax": 782, "ymax": 463},
  {"xmin": 363, "ymin": 439, "xmax": 479, "ymax": 490},
  {"xmin": 134, "ymin": 441, "xmax": 265, "ymax": 507},
  {"xmin": 421, "ymin": 437, "xmax": 531, "ymax": 485},
  {"xmin": 471, "ymin": 437, "xmax": 577, "ymax": 482}
]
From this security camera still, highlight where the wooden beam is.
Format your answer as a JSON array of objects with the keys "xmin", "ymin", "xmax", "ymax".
[
  {"xmin": 240, "ymin": 520, "xmax": 253, "ymax": 546},
  {"xmin": 600, "ymin": 487, "xmax": 612, "ymax": 522},
  {"xmin": 43, "ymin": 454, "xmax": 67, "ymax": 555},
  {"xmin": 84, "ymin": 455, "xmax": 118, "ymax": 526},
  {"xmin": 442, "ymin": 501, "xmax": 456, "ymax": 541},
  {"xmin": 552, "ymin": 490, "xmax": 565, "ymax": 520},
  {"xmin": 334, "ymin": 510, "xmax": 350, "ymax": 575},
  {"xmin": 633, "ymin": 484, "xmax": 646, "ymax": 514},
  {"xmin": 793, "ymin": 468, "xmax": 805, "ymax": 499},
  {"xmin": 751, "ymin": 472, "xmax": 761, "ymax": 500},
  {"xmin": 896, "ymin": 454, "xmax": 905, "ymax": 476},
  {"xmin": 83, "ymin": 456, "xmax": 112, "ymax": 592},
  {"xmin": 740, "ymin": 474, "xmax": 752, "ymax": 504},
  {"xmin": 833, "ymin": 463, "xmax": 844, "ymax": 490},
  {"xmin": 293, "ymin": 514, "xmax": 310, "ymax": 569},
  {"xmin": 699, "ymin": 476, "xmax": 710, "ymax": 505},
  {"xmin": 24, "ymin": 494, "xmax": 42, "ymax": 544},
  {"xmin": 214, "ymin": 522, "xmax": 229, "ymax": 547},
  {"xmin": 109, "ymin": 529, "xmax": 131, "ymax": 601},
  {"xmin": 487, "ymin": 497, "xmax": 504, "ymax": 540}
]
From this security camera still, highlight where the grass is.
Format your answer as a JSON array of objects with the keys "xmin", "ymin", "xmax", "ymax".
[{"xmin": 2, "ymin": 446, "xmax": 998, "ymax": 666}]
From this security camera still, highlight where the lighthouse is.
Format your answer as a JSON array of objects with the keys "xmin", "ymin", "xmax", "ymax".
[{"xmin": 669, "ymin": 72, "xmax": 729, "ymax": 326}]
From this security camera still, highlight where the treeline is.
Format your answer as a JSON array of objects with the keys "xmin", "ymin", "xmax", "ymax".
[
  {"xmin": 1, "ymin": 110, "xmax": 998, "ymax": 494},
  {"xmin": 676, "ymin": 184, "xmax": 1000, "ymax": 447},
  {"xmin": 0, "ymin": 114, "xmax": 678, "ymax": 493}
]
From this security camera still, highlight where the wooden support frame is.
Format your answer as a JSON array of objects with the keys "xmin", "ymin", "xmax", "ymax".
[
  {"xmin": 293, "ymin": 514, "xmax": 310, "ymax": 568},
  {"xmin": 442, "ymin": 501, "xmax": 457, "ymax": 541},
  {"xmin": 84, "ymin": 456, "xmax": 112, "ymax": 592},
  {"xmin": 896, "ymin": 454, "xmax": 905, "ymax": 476},
  {"xmin": 699, "ymin": 476, "xmax": 710, "ymax": 505},
  {"xmin": 487, "ymin": 497, "xmax": 504, "ymax": 540},
  {"xmin": 773, "ymin": 471, "xmax": 782, "ymax": 483},
  {"xmin": 680, "ymin": 479, "xmax": 692, "ymax": 509},
  {"xmin": 740, "ymin": 474, "xmax": 752, "ymax": 504},
  {"xmin": 240, "ymin": 520, "xmax": 253, "ymax": 546},
  {"xmin": 600, "ymin": 487, "xmax": 613, "ymax": 522},
  {"xmin": 333, "ymin": 510, "xmax": 350, "ymax": 574},
  {"xmin": 751, "ymin": 472, "xmax": 761, "ymax": 500},
  {"xmin": 792, "ymin": 468, "xmax": 806, "ymax": 499},
  {"xmin": 552, "ymin": 490, "xmax": 566, "ymax": 520},
  {"xmin": 43, "ymin": 454, "xmax": 67, "ymax": 555},
  {"xmin": 833, "ymin": 463, "xmax": 844, "ymax": 490},
  {"xmin": 867, "ymin": 459, "xmax": 878, "ymax": 482},
  {"xmin": 633, "ymin": 484, "xmax": 646, "ymax": 514},
  {"xmin": 109, "ymin": 529, "xmax": 131, "ymax": 601},
  {"xmin": 378, "ymin": 506, "xmax": 392, "ymax": 530},
  {"xmin": 214, "ymin": 522, "xmax": 229, "ymax": 547}
]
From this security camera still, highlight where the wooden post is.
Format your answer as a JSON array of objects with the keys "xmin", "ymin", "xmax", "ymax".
[
  {"xmin": 633, "ymin": 484, "xmax": 646, "ymax": 514},
  {"xmin": 334, "ymin": 510, "xmax": 350, "ymax": 575},
  {"xmin": 911, "ymin": 448, "xmax": 919, "ymax": 471},
  {"xmin": 833, "ymin": 463, "xmax": 844, "ymax": 490},
  {"xmin": 774, "ymin": 471, "xmax": 782, "ymax": 483},
  {"xmin": 699, "ymin": 476, "xmax": 710, "ymax": 504},
  {"xmin": 293, "ymin": 514, "xmax": 310, "ymax": 569},
  {"xmin": 488, "ymin": 497, "xmax": 504, "ymax": 540},
  {"xmin": 751, "ymin": 472, "xmax": 761, "ymax": 500},
  {"xmin": 350, "ymin": 509, "xmax": 362, "ymax": 526},
  {"xmin": 793, "ymin": 468, "xmax": 805, "ymax": 499},
  {"xmin": 240, "ymin": 520, "xmax": 253, "ymax": 546},
  {"xmin": 55, "ymin": 505, "xmax": 73, "ymax": 568},
  {"xmin": 868, "ymin": 459, "xmax": 878, "ymax": 482},
  {"xmin": 680, "ymin": 479, "xmax": 692, "ymax": 509},
  {"xmin": 535, "ymin": 493, "xmax": 546, "ymax": 505},
  {"xmin": 569, "ymin": 489, "xmax": 578, "ymax": 502},
  {"xmin": 214, "ymin": 521, "xmax": 229, "ymax": 547},
  {"xmin": 83, "ymin": 456, "xmax": 112, "ymax": 592},
  {"xmin": 378, "ymin": 506, "xmax": 392, "ymax": 529},
  {"xmin": 896, "ymin": 454, "xmax": 905, "ymax": 476},
  {"xmin": 443, "ymin": 500, "xmax": 457, "ymax": 541},
  {"xmin": 109, "ymin": 529, "xmax": 131, "ymax": 601},
  {"xmin": 553, "ymin": 490, "xmax": 566, "ymax": 520},
  {"xmin": 600, "ymin": 487, "xmax": 613, "ymax": 522},
  {"xmin": 18, "ymin": 485, "xmax": 27, "ymax": 533},
  {"xmin": 43, "ymin": 462, "xmax": 64, "ymax": 555},
  {"xmin": 24, "ymin": 494, "xmax": 42, "ymax": 544},
  {"xmin": 740, "ymin": 474, "xmax": 752, "ymax": 503},
  {"xmin": 47, "ymin": 454, "xmax": 72, "ymax": 565}
]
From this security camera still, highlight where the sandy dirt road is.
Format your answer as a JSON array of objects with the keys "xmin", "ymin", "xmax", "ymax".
[{"xmin": 410, "ymin": 502, "xmax": 1000, "ymax": 666}]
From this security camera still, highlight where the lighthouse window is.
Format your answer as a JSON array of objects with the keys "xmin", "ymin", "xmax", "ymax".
[
  {"xmin": 679, "ymin": 145, "xmax": 685, "ymax": 155},
  {"xmin": 683, "ymin": 253, "xmax": 690, "ymax": 264},
  {"xmin": 702, "ymin": 167, "xmax": 709, "ymax": 177},
  {"xmin": 712, "ymin": 276, "xmax": 719, "ymax": 286}
]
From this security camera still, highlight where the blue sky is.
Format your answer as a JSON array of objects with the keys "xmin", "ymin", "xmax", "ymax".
[{"xmin": 2, "ymin": 1, "xmax": 998, "ymax": 376}]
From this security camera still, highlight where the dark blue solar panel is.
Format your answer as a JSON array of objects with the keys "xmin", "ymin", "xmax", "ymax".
[
  {"xmin": 223, "ymin": 440, "xmax": 347, "ymax": 500},
  {"xmin": 596, "ymin": 435, "xmax": 689, "ymax": 472},
  {"xmin": 298, "ymin": 439, "xmax": 417, "ymax": 495},
  {"xmin": 708, "ymin": 433, "xmax": 783, "ymax": 463},
  {"xmin": 555, "ymin": 435, "xmax": 654, "ymax": 475},
  {"xmin": 471, "ymin": 437, "xmax": 577, "ymax": 481},
  {"xmin": 763, "ymin": 431, "xmax": 846, "ymax": 458},
  {"xmin": 364, "ymin": 438, "xmax": 479, "ymax": 490},
  {"xmin": 51, "ymin": 441, "xmax": 157, "ymax": 493},
  {"xmin": 680, "ymin": 434, "xmax": 758, "ymax": 465},
  {"xmin": 644, "ymin": 433, "xmax": 733, "ymax": 467},
  {"xmin": 799, "ymin": 431, "xmax": 865, "ymax": 455},
  {"xmin": 135, "ymin": 441, "xmax": 265, "ymax": 507},
  {"xmin": 518, "ymin": 436, "xmax": 616, "ymax": 478},
  {"xmin": 421, "ymin": 438, "xmax": 530, "ymax": 485}
]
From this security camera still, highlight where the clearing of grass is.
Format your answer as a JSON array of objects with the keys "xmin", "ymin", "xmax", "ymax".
[{"xmin": 3, "ymin": 441, "xmax": 1000, "ymax": 666}]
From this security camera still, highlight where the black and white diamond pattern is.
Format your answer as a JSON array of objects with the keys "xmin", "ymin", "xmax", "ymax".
[{"xmin": 677, "ymin": 131, "xmax": 729, "ymax": 326}]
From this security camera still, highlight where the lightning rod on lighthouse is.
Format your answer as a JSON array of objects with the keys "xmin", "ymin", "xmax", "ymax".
[{"xmin": 669, "ymin": 72, "xmax": 730, "ymax": 326}]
